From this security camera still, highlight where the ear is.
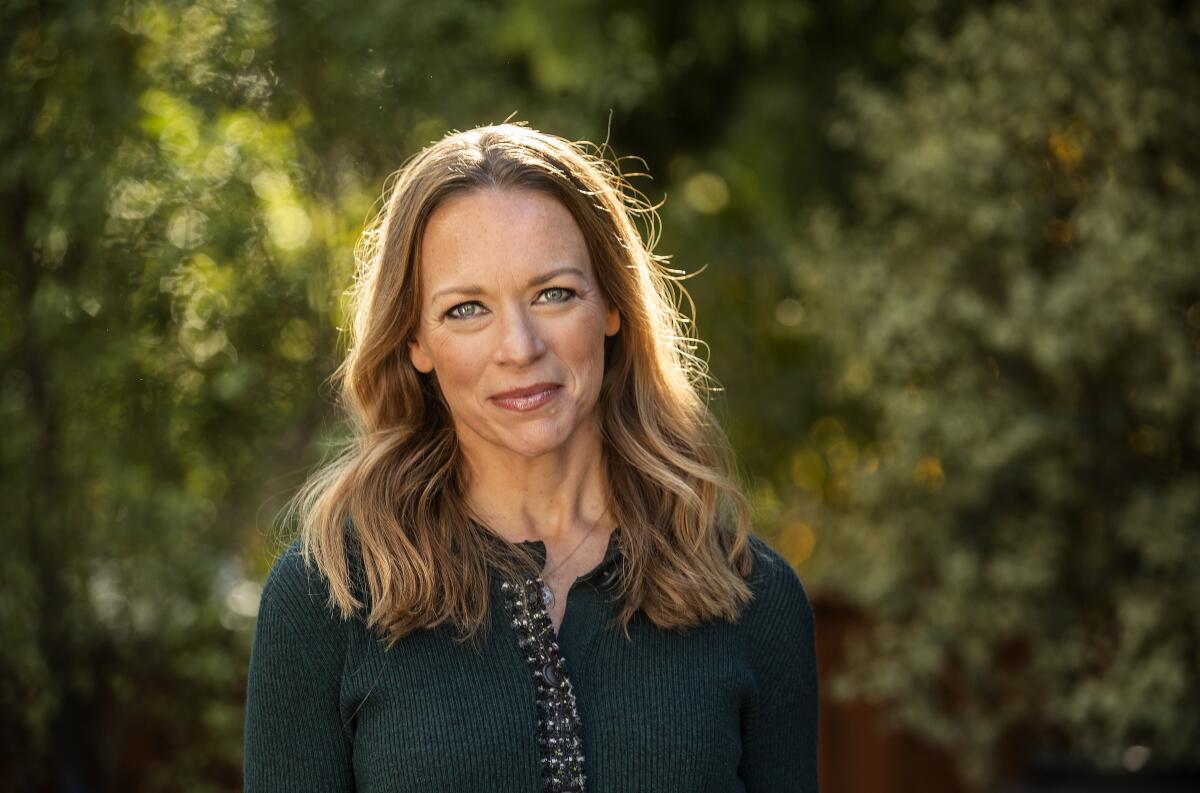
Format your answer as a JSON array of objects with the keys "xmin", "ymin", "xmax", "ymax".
[
  {"xmin": 408, "ymin": 335, "xmax": 434, "ymax": 373},
  {"xmin": 604, "ymin": 303, "xmax": 621, "ymax": 337}
]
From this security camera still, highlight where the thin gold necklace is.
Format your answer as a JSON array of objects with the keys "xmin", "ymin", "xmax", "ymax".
[{"xmin": 539, "ymin": 510, "xmax": 609, "ymax": 608}]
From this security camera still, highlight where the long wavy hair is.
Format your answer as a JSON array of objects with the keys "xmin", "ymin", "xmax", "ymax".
[{"xmin": 283, "ymin": 121, "xmax": 758, "ymax": 649}]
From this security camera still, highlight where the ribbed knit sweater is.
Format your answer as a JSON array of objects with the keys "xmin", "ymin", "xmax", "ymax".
[{"xmin": 243, "ymin": 531, "xmax": 819, "ymax": 792}]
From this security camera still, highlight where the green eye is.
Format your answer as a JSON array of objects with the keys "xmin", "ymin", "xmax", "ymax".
[
  {"xmin": 541, "ymin": 287, "xmax": 576, "ymax": 303},
  {"xmin": 446, "ymin": 302, "xmax": 481, "ymax": 320},
  {"xmin": 444, "ymin": 287, "xmax": 577, "ymax": 321}
]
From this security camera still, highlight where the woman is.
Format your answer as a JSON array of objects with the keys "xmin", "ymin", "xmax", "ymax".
[{"xmin": 243, "ymin": 122, "xmax": 819, "ymax": 792}]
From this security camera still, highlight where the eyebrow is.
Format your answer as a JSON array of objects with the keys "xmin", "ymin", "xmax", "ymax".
[{"xmin": 429, "ymin": 266, "xmax": 587, "ymax": 304}]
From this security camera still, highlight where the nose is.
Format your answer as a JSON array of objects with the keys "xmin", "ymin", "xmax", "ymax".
[{"xmin": 493, "ymin": 305, "xmax": 547, "ymax": 366}]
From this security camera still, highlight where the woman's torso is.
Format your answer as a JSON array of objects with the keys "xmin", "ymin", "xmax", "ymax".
[{"xmin": 342, "ymin": 561, "xmax": 754, "ymax": 793}]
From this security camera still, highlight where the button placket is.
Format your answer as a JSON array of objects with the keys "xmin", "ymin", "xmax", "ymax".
[{"xmin": 500, "ymin": 577, "xmax": 588, "ymax": 792}]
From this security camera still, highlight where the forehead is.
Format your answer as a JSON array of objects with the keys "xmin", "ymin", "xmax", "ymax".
[{"xmin": 418, "ymin": 188, "xmax": 591, "ymax": 288}]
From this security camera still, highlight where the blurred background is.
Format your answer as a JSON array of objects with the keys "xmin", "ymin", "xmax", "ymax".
[{"xmin": 3, "ymin": 0, "xmax": 1199, "ymax": 790}]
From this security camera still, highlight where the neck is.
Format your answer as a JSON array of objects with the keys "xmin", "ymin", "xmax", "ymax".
[{"xmin": 461, "ymin": 419, "xmax": 612, "ymax": 547}]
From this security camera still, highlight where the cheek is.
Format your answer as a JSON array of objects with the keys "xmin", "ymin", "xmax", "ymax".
[
  {"xmin": 429, "ymin": 338, "xmax": 486, "ymax": 392},
  {"xmin": 564, "ymin": 315, "xmax": 609, "ymax": 373}
]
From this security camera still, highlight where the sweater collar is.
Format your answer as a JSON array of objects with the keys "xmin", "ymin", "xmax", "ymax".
[
  {"xmin": 515, "ymin": 528, "xmax": 622, "ymax": 581},
  {"xmin": 488, "ymin": 527, "xmax": 623, "ymax": 594}
]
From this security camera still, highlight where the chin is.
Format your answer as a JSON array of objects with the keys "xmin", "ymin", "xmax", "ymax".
[{"xmin": 500, "ymin": 431, "xmax": 571, "ymax": 459}]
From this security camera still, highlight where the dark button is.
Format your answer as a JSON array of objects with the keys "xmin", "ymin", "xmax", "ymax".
[
  {"xmin": 598, "ymin": 566, "xmax": 618, "ymax": 586},
  {"xmin": 543, "ymin": 662, "xmax": 559, "ymax": 686}
]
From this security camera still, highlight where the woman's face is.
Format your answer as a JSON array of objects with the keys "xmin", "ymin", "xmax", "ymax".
[{"xmin": 408, "ymin": 187, "xmax": 621, "ymax": 461}]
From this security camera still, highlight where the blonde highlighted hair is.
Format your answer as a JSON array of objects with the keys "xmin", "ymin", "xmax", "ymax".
[{"xmin": 283, "ymin": 121, "xmax": 757, "ymax": 649}]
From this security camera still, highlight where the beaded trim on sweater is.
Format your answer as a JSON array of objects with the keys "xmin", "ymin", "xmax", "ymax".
[{"xmin": 499, "ymin": 577, "xmax": 587, "ymax": 792}]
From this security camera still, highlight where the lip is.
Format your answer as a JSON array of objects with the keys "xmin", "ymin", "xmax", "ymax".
[
  {"xmin": 491, "ymin": 382, "xmax": 561, "ymax": 400},
  {"xmin": 489, "ymin": 383, "xmax": 562, "ymax": 412}
]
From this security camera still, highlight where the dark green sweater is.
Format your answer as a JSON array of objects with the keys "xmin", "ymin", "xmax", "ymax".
[{"xmin": 243, "ymin": 532, "xmax": 819, "ymax": 792}]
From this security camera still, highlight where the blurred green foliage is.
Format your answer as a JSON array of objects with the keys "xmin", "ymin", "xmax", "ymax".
[
  {"xmin": 3, "ymin": 0, "xmax": 1196, "ymax": 790},
  {"xmin": 788, "ymin": 0, "xmax": 1200, "ymax": 786}
]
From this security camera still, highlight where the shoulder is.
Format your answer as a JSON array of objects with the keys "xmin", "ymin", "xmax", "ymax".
[
  {"xmin": 743, "ymin": 532, "xmax": 814, "ymax": 613},
  {"xmin": 737, "ymin": 533, "xmax": 817, "ymax": 658},
  {"xmin": 256, "ymin": 538, "xmax": 347, "ymax": 640}
]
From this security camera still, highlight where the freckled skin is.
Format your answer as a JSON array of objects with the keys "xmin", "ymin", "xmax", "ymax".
[{"xmin": 408, "ymin": 186, "xmax": 621, "ymax": 486}]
